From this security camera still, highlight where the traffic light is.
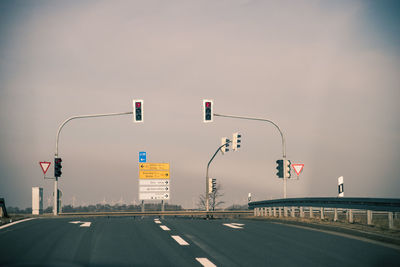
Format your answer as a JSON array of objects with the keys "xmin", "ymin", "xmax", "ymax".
[
  {"xmin": 203, "ymin": 99, "xmax": 213, "ymax": 122},
  {"xmin": 276, "ymin": 159, "xmax": 283, "ymax": 178},
  {"xmin": 232, "ymin": 132, "xmax": 241, "ymax": 151},
  {"xmin": 54, "ymin": 157, "xmax": 62, "ymax": 177},
  {"xmin": 133, "ymin": 99, "xmax": 143, "ymax": 123},
  {"xmin": 221, "ymin": 137, "xmax": 230, "ymax": 154},
  {"xmin": 212, "ymin": 178, "xmax": 216, "ymax": 192},
  {"xmin": 208, "ymin": 178, "xmax": 213, "ymax": 194},
  {"xmin": 284, "ymin": 159, "xmax": 291, "ymax": 178}
]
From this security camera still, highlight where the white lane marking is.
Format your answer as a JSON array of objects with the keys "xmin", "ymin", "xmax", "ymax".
[
  {"xmin": 69, "ymin": 221, "xmax": 91, "ymax": 227},
  {"xmin": 223, "ymin": 223, "xmax": 243, "ymax": 229},
  {"xmin": 154, "ymin": 220, "xmax": 161, "ymax": 224},
  {"xmin": 160, "ymin": 225, "xmax": 170, "ymax": 231},
  {"xmin": 80, "ymin": 222, "xmax": 91, "ymax": 227},
  {"xmin": 271, "ymin": 222, "xmax": 400, "ymax": 251},
  {"xmin": 0, "ymin": 218, "xmax": 36, "ymax": 230},
  {"xmin": 231, "ymin": 223, "xmax": 244, "ymax": 226},
  {"xmin": 171, "ymin": 235, "xmax": 189, "ymax": 246},
  {"xmin": 196, "ymin": 257, "xmax": 217, "ymax": 267}
]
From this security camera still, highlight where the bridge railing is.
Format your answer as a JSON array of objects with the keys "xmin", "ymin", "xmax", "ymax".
[{"xmin": 248, "ymin": 197, "xmax": 400, "ymax": 229}]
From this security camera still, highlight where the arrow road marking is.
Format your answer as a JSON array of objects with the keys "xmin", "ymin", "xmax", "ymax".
[
  {"xmin": 80, "ymin": 222, "xmax": 91, "ymax": 227},
  {"xmin": 223, "ymin": 223, "xmax": 244, "ymax": 229},
  {"xmin": 171, "ymin": 235, "xmax": 189, "ymax": 246},
  {"xmin": 69, "ymin": 221, "xmax": 91, "ymax": 227},
  {"xmin": 196, "ymin": 258, "xmax": 217, "ymax": 267}
]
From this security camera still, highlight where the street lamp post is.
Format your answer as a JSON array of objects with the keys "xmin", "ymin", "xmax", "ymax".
[
  {"xmin": 205, "ymin": 140, "xmax": 231, "ymax": 212},
  {"xmin": 53, "ymin": 111, "xmax": 133, "ymax": 215},
  {"xmin": 213, "ymin": 113, "xmax": 288, "ymax": 198}
]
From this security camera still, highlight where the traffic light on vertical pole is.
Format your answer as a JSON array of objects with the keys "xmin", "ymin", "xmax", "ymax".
[
  {"xmin": 54, "ymin": 158, "xmax": 62, "ymax": 177},
  {"xmin": 221, "ymin": 137, "xmax": 229, "ymax": 154},
  {"xmin": 203, "ymin": 99, "xmax": 213, "ymax": 122},
  {"xmin": 232, "ymin": 132, "xmax": 241, "ymax": 151},
  {"xmin": 212, "ymin": 178, "xmax": 216, "ymax": 192},
  {"xmin": 133, "ymin": 99, "xmax": 143, "ymax": 123},
  {"xmin": 284, "ymin": 159, "xmax": 291, "ymax": 178},
  {"xmin": 276, "ymin": 159, "xmax": 283, "ymax": 178},
  {"xmin": 208, "ymin": 178, "xmax": 213, "ymax": 194}
]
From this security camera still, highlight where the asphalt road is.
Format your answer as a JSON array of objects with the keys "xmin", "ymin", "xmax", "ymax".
[{"xmin": 0, "ymin": 217, "xmax": 399, "ymax": 266}]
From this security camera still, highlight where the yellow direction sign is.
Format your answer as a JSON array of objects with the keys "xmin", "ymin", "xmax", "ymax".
[
  {"xmin": 139, "ymin": 171, "xmax": 170, "ymax": 179},
  {"xmin": 139, "ymin": 163, "xmax": 170, "ymax": 171}
]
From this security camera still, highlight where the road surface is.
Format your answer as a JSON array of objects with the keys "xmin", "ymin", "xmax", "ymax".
[{"xmin": 0, "ymin": 217, "xmax": 399, "ymax": 266}]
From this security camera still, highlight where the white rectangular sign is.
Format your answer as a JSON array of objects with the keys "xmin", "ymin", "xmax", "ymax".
[
  {"xmin": 139, "ymin": 180, "xmax": 170, "ymax": 186},
  {"xmin": 139, "ymin": 192, "xmax": 170, "ymax": 200},
  {"xmin": 140, "ymin": 186, "xmax": 170, "ymax": 192}
]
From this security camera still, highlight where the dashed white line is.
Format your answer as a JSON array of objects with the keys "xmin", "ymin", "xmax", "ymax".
[
  {"xmin": 196, "ymin": 257, "xmax": 217, "ymax": 267},
  {"xmin": 0, "ymin": 218, "xmax": 36, "ymax": 230},
  {"xmin": 154, "ymin": 220, "xmax": 161, "ymax": 224},
  {"xmin": 160, "ymin": 225, "xmax": 170, "ymax": 231},
  {"xmin": 223, "ymin": 223, "xmax": 243, "ymax": 229},
  {"xmin": 171, "ymin": 235, "xmax": 189, "ymax": 246}
]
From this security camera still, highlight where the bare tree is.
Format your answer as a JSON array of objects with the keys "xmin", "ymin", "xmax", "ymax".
[{"xmin": 198, "ymin": 183, "xmax": 225, "ymax": 211}]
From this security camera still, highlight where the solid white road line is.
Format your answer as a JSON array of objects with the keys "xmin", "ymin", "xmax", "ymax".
[
  {"xmin": 196, "ymin": 257, "xmax": 217, "ymax": 267},
  {"xmin": 0, "ymin": 218, "xmax": 36, "ymax": 230},
  {"xmin": 80, "ymin": 222, "xmax": 91, "ymax": 227},
  {"xmin": 231, "ymin": 223, "xmax": 244, "ymax": 226},
  {"xmin": 160, "ymin": 225, "xmax": 170, "ymax": 231},
  {"xmin": 223, "ymin": 223, "xmax": 243, "ymax": 229},
  {"xmin": 171, "ymin": 235, "xmax": 189, "ymax": 246}
]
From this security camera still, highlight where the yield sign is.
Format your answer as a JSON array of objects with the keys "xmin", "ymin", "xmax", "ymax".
[
  {"xmin": 291, "ymin": 164, "xmax": 304, "ymax": 176},
  {"xmin": 39, "ymin": 161, "xmax": 51, "ymax": 174}
]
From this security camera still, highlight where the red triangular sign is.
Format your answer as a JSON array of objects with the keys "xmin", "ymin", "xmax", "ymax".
[
  {"xmin": 291, "ymin": 164, "xmax": 304, "ymax": 176},
  {"xmin": 39, "ymin": 161, "xmax": 51, "ymax": 174}
]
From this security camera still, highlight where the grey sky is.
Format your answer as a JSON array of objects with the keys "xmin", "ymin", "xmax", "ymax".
[{"xmin": 1, "ymin": 0, "xmax": 399, "ymax": 209}]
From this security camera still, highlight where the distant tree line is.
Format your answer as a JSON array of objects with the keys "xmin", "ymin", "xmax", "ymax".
[
  {"xmin": 7, "ymin": 202, "xmax": 247, "ymax": 214},
  {"xmin": 7, "ymin": 203, "xmax": 184, "ymax": 214}
]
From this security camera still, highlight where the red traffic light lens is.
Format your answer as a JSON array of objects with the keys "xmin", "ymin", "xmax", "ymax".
[
  {"xmin": 205, "ymin": 102, "xmax": 211, "ymax": 108},
  {"xmin": 136, "ymin": 102, "xmax": 141, "ymax": 108}
]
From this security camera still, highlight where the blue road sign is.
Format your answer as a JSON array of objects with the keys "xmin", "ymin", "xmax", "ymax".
[{"xmin": 139, "ymin": 152, "xmax": 147, "ymax": 163}]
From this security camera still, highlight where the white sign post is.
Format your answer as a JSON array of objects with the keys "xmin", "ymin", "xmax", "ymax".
[{"xmin": 338, "ymin": 176, "xmax": 344, "ymax": 197}]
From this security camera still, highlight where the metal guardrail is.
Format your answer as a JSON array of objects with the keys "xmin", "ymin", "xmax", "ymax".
[
  {"xmin": 0, "ymin": 198, "xmax": 8, "ymax": 218},
  {"xmin": 248, "ymin": 197, "xmax": 400, "ymax": 229},
  {"xmin": 59, "ymin": 210, "xmax": 253, "ymax": 217},
  {"xmin": 248, "ymin": 197, "xmax": 400, "ymax": 212}
]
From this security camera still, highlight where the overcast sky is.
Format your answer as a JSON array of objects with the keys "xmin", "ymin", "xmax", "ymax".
[{"xmin": 1, "ymin": 0, "xmax": 399, "ymax": 209}]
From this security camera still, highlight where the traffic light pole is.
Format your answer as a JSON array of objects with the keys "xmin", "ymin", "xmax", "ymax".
[
  {"xmin": 53, "ymin": 111, "xmax": 133, "ymax": 215},
  {"xmin": 213, "ymin": 113, "xmax": 288, "ymax": 198},
  {"xmin": 206, "ymin": 140, "xmax": 231, "ymax": 212}
]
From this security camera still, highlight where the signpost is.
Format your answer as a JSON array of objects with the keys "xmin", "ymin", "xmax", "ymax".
[
  {"xmin": 39, "ymin": 162, "xmax": 51, "ymax": 175},
  {"xmin": 139, "ymin": 192, "xmax": 170, "ymax": 200},
  {"xmin": 139, "ymin": 163, "xmax": 170, "ymax": 170},
  {"xmin": 139, "ymin": 180, "xmax": 170, "ymax": 186},
  {"xmin": 139, "ymin": 152, "xmax": 147, "ymax": 163},
  {"xmin": 138, "ymin": 162, "xmax": 170, "ymax": 215},
  {"xmin": 140, "ymin": 186, "xmax": 170, "ymax": 192},
  {"xmin": 291, "ymin": 164, "xmax": 304, "ymax": 176},
  {"xmin": 139, "ymin": 171, "xmax": 170, "ymax": 179},
  {"xmin": 338, "ymin": 176, "xmax": 344, "ymax": 197}
]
